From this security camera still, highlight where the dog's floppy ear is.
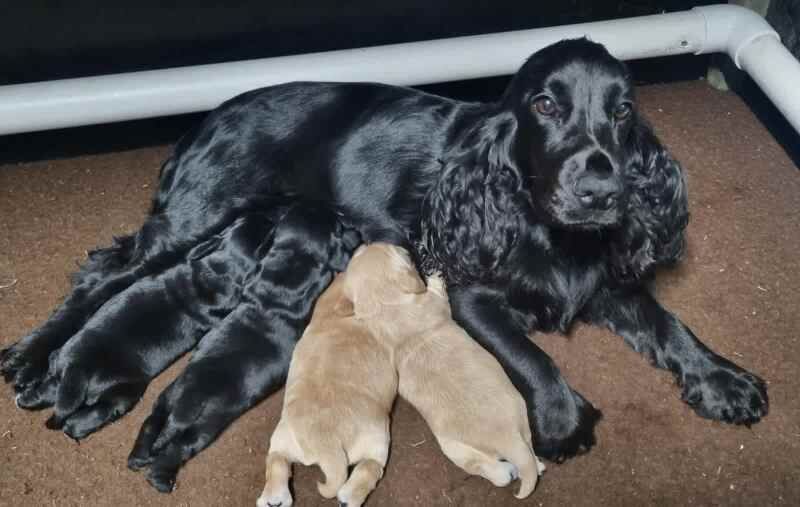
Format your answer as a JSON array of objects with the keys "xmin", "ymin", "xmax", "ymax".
[
  {"xmin": 610, "ymin": 117, "xmax": 689, "ymax": 283},
  {"xmin": 420, "ymin": 113, "xmax": 523, "ymax": 284}
]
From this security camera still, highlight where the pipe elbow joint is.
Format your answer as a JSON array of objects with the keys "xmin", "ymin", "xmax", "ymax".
[{"xmin": 693, "ymin": 4, "xmax": 780, "ymax": 68}]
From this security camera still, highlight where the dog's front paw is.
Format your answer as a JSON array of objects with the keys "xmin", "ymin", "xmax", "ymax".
[
  {"xmin": 532, "ymin": 388, "xmax": 601, "ymax": 462},
  {"xmin": 681, "ymin": 362, "xmax": 768, "ymax": 425}
]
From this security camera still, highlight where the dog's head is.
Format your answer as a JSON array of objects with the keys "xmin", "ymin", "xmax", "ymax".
[
  {"xmin": 504, "ymin": 38, "xmax": 642, "ymax": 229},
  {"xmin": 421, "ymin": 38, "xmax": 688, "ymax": 283},
  {"xmin": 337, "ymin": 243, "xmax": 426, "ymax": 318}
]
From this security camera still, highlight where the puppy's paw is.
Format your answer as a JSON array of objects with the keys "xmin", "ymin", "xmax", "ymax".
[
  {"xmin": 64, "ymin": 380, "xmax": 147, "ymax": 440},
  {"xmin": 128, "ymin": 379, "xmax": 229, "ymax": 493},
  {"xmin": 0, "ymin": 337, "xmax": 55, "ymax": 391},
  {"xmin": 14, "ymin": 374, "xmax": 59, "ymax": 410},
  {"xmin": 258, "ymin": 487, "xmax": 293, "ymax": 507},
  {"xmin": 478, "ymin": 459, "xmax": 518, "ymax": 488},
  {"xmin": 147, "ymin": 465, "xmax": 178, "ymax": 493},
  {"xmin": 681, "ymin": 363, "xmax": 768, "ymax": 425},
  {"xmin": 532, "ymin": 388, "xmax": 601, "ymax": 463}
]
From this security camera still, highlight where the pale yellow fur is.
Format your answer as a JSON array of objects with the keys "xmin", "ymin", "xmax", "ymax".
[
  {"xmin": 258, "ymin": 274, "xmax": 394, "ymax": 507},
  {"xmin": 258, "ymin": 244, "xmax": 543, "ymax": 507},
  {"xmin": 342, "ymin": 244, "xmax": 544, "ymax": 499}
]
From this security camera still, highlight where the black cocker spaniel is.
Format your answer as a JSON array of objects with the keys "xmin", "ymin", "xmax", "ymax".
[{"xmin": 1, "ymin": 38, "xmax": 767, "ymax": 490}]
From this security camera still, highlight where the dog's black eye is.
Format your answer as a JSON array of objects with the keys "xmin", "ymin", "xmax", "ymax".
[
  {"xmin": 613, "ymin": 102, "xmax": 633, "ymax": 121},
  {"xmin": 532, "ymin": 96, "xmax": 557, "ymax": 117}
]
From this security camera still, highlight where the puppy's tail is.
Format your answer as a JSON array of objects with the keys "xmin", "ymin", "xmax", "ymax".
[
  {"xmin": 512, "ymin": 445, "xmax": 545, "ymax": 499},
  {"xmin": 316, "ymin": 444, "xmax": 348, "ymax": 498}
]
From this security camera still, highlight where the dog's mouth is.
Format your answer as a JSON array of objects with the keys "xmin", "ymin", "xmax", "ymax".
[{"xmin": 540, "ymin": 189, "xmax": 625, "ymax": 230}]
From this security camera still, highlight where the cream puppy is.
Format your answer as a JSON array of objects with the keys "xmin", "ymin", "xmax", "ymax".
[
  {"xmin": 258, "ymin": 273, "xmax": 396, "ymax": 507},
  {"xmin": 340, "ymin": 243, "xmax": 544, "ymax": 499},
  {"xmin": 259, "ymin": 243, "xmax": 543, "ymax": 507}
]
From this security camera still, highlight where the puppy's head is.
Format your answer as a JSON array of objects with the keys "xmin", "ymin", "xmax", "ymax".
[
  {"xmin": 505, "ymin": 38, "xmax": 638, "ymax": 230},
  {"xmin": 337, "ymin": 243, "xmax": 426, "ymax": 318},
  {"xmin": 272, "ymin": 203, "xmax": 362, "ymax": 272}
]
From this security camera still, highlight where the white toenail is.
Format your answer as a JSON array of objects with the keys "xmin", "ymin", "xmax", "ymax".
[{"xmin": 14, "ymin": 393, "xmax": 22, "ymax": 409}]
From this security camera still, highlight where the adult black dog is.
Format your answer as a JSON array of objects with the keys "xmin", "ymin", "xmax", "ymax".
[
  {"xmin": 2, "ymin": 39, "xmax": 767, "ymax": 486},
  {"xmin": 13, "ymin": 211, "xmax": 282, "ymax": 439}
]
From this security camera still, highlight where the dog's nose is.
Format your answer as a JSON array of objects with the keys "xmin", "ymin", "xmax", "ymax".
[
  {"xmin": 574, "ymin": 174, "xmax": 621, "ymax": 207},
  {"xmin": 585, "ymin": 151, "xmax": 614, "ymax": 176}
]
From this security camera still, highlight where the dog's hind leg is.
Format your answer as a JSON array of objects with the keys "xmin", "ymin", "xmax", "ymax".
[{"xmin": 258, "ymin": 453, "xmax": 294, "ymax": 507}]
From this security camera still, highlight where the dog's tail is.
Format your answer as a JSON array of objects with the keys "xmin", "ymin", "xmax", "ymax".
[
  {"xmin": 511, "ymin": 444, "xmax": 545, "ymax": 499},
  {"xmin": 316, "ymin": 444, "xmax": 348, "ymax": 498}
]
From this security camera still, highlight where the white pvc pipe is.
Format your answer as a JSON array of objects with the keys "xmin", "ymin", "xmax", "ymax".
[
  {"xmin": 737, "ymin": 36, "xmax": 800, "ymax": 132},
  {"xmin": 694, "ymin": 5, "xmax": 800, "ymax": 133},
  {"xmin": 0, "ymin": 4, "xmax": 797, "ymax": 135}
]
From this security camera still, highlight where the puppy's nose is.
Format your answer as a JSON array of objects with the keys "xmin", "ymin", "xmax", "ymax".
[{"xmin": 574, "ymin": 174, "xmax": 621, "ymax": 207}]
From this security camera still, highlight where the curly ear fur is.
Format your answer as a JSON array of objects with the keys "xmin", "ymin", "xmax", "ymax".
[
  {"xmin": 419, "ymin": 113, "xmax": 526, "ymax": 284},
  {"xmin": 610, "ymin": 117, "xmax": 689, "ymax": 283}
]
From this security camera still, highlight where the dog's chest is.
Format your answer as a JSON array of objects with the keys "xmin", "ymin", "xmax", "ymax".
[{"xmin": 508, "ymin": 258, "xmax": 603, "ymax": 334}]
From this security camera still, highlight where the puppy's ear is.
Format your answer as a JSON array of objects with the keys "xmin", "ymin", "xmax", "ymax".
[
  {"xmin": 394, "ymin": 269, "xmax": 427, "ymax": 295},
  {"xmin": 611, "ymin": 117, "xmax": 689, "ymax": 282},
  {"xmin": 385, "ymin": 245, "xmax": 427, "ymax": 294},
  {"xmin": 420, "ymin": 113, "xmax": 523, "ymax": 284},
  {"xmin": 333, "ymin": 294, "xmax": 355, "ymax": 317}
]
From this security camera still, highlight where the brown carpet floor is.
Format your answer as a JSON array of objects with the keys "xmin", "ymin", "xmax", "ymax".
[{"xmin": 1, "ymin": 81, "xmax": 798, "ymax": 507}]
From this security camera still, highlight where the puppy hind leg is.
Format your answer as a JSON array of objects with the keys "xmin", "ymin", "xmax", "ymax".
[
  {"xmin": 144, "ymin": 408, "xmax": 238, "ymax": 493},
  {"xmin": 503, "ymin": 439, "xmax": 545, "ymax": 499},
  {"xmin": 336, "ymin": 459, "xmax": 384, "ymax": 507},
  {"xmin": 128, "ymin": 399, "xmax": 170, "ymax": 470},
  {"xmin": 438, "ymin": 439, "xmax": 518, "ymax": 488},
  {"xmin": 315, "ymin": 444, "xmax": 349, "ymax": 499},
  {"xmin": 43, "ymin": 367, "xmax": 89, "ymax": 432},
  {"xmin": 61, "ymin": 380, "xmax": 148, "ymax": 440},
  {"xmin": 3, "ymin": 232, "xmax": 140, "ymax": 392},
  {"xmin": 257, "ymin": 453, "xmax": 293, "ymax": 507},
  {"xmin": 144, "ymin": 419, "xmax": 223, "ymax": 493},
  {"xmin": 15, "ymin": 372, "xmax": 59, "ymax": 410}
]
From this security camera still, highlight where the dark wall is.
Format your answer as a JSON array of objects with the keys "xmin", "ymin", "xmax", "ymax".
[
  {"xmin": 1, "ymin": 1, "xmax": 712, "ymax": 85},
  {"xmin": 0, "ymin": 1, "xmax": 718, "ymax": 164}
]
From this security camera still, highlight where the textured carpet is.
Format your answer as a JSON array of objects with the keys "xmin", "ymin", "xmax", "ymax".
[{"xmin": 1, "ymin": 81, "xmax": 798, "ymax": 506}]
